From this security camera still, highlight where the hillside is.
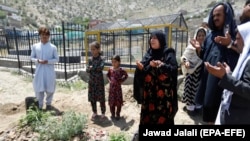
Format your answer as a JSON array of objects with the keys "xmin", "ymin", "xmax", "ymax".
[{"xmin": 0, "ymin": 0, "xmax": 246, "ymax": 31}]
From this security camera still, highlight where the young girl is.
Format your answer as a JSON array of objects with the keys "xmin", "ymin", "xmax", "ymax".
[
  {"xmin": 106, "ymin": 55, "xmax": 128, "ymax": 120},
  {"xmin": 86, "ymin": 41, "xmax": 106, "ymax": 120}
]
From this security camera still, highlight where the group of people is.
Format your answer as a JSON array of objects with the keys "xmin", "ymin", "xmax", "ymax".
[
  {"xmin": 86, "ymin": 41, "xmax": 128, "ymax": 121},
  {"xmin": 29, "ymin": 0, "xmax": 250, "ymax": 128},
  {"xmin": 30, "ymin": 26, "xmax": 129, "ymax": 120},
  {"xmin": 133, "ymin": 0, "xmax": 250, "ymax": 126},
  {"xmin": 181, "ymin": 0, "xmax": 250, "ymax": 125}
]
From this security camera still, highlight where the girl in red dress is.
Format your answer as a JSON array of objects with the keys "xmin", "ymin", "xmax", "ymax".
[{"xmin": 107, "ymin": 55, "xmax": 128, "ymax": 120}]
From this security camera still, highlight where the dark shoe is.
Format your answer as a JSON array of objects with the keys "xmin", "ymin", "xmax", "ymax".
[
  {"xmin": 46, "ymin": 105, "xmax": 52, "ymax": 111},
  {"xmin": 187, "ymin": 110, "xmax": 196, "ymax": 116},
  {"xmin": 183, "ymin": 106, "xmax": 196, "ymax": 116},
  {"xmin": 115, "ymin": 115, "xmax": 120, "ymax": 120},
  {"xmin": 100, "ymin": 114, "xmax": 106, "ymax": 121},
  {"xmin": 111, "ymin": 115, "xmax": 115, "ymax": 120},
  {"xmin": 195, "ymin": 108, "xmax": 202, "ymax": 115},
  {"xmin": 115, "ymin": 116, "xmax": 121, "ymax": 120},
  {"xmin": 91, "ymin": 113, "xmax": 97, "ymax": 121}
]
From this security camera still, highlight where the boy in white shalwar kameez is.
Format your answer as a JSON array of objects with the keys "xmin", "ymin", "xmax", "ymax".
[{"xmin": 30, "ymin": 26, "xmax": 59, "ymax": 110}]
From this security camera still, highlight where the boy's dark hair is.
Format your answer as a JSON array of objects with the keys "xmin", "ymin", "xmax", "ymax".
[
  {"xmin": 111, "ymin": 55, "xmax": 121, "ymax": 62},
  {"xmin": 90, "ymin": 41, "xmax": 101, "ymax": 49},
  {"xmin": 38, "ymin": 26, "xmax": 50, "ymax": 35}
]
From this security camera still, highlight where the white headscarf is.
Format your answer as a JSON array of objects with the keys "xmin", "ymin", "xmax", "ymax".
[
  {"xmin": 180, "ymin": 27, "xmax": 207, "ymax": 75},
  {"xmin": 215, "ymin": 21, "xmax": 250, "ymax": 124},
  {"xmin": 232, "ymin": 22, "xmax": 250, "ymax": 79}
]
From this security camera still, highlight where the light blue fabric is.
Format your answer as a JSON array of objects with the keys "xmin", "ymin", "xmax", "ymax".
[
  {"xmin": 30, "ymin": 41, "xmax": 59, "ymax": 93},
  {"xmin": 36, "ymin": 91, "xmax": 54, "ymax": 108}
]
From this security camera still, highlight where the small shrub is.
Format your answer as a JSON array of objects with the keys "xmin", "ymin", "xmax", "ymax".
[
  {"xmin": 109, "ymin": 132, "xmax": 130, "ymax": 141},
  {"xmin": 19, "ymin": 108, "xmax": 89, "ymax": 140},
  {"xmin": 38, "ymin": 111, "xmax": 88, "ymax": 141},
  {"xmin": 18, "ymin": 106, "xmax": 51, "ymax": 131}
]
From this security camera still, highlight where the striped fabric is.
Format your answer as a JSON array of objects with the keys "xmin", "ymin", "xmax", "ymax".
[{"xmin": 182, "ymin": 64, "xmax": 202, "ymax": 107}]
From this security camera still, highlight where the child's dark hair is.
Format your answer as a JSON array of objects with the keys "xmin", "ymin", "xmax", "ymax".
[
  {"xmin": 90, "ymin": 41, "xmax": 100, "ymax": 49},
  {"xmin": 111, "ymin": 55, "xmax": 121, "ymax": 62},
  {"xmin": 90, "ymin": 41, "xmax": 102, "ymax": 55},
  {"xmin": 38, "ymin": 26, "xmax": 50, "ymax": 36}
]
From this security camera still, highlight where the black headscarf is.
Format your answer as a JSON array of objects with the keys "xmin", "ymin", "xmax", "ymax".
[
  {"xmin": 133, "ymin": 30, "xmax": 168, "ymax": 104},
  {"xmin": 141, "ymin": 30, "xmax": 167, "ymax": 66}
]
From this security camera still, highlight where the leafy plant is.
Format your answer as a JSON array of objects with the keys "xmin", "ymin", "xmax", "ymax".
[
  {"xmin": 18, "ymin": 106, "xmax": 51, "ymax": 131},
  {"xmin": 109, "ymin": 132, "xmax": 129, "ymax": 141},
  {"xmin": 19, "ymin": 108, "xmax": 89, "ymax": 140},
  {"xmin": 38, "ymin": 111, "xmax": 88, "ymax": 141}
]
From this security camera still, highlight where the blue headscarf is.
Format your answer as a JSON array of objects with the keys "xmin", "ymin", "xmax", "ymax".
[
  {"xmin": 207, "ymin": 2, "xmax": 238, "ymax": 70},
  {"xmin": 208, "ymin": 2, "xmax": 237, "ymax": 40}
]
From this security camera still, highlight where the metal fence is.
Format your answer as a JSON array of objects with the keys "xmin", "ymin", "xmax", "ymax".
[
  {"xmin": 0, "ymin": 14, "xmax": 189, "ymax": 80},
  {"xmin": 0, "ymin": 22, "xmax": 85, "ymax": 81},
  {"xmin": 85, "ymin": 13, "xmax": 189, "ymax": 73}
]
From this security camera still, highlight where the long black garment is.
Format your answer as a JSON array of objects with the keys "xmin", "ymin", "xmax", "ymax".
[
  {"xmin": 133, "ymin": 31, "xmax": 178, "ymax": 125},
  {"xmin": 195, "ymin": 2, "xmax": 239, "ymax": 123}
]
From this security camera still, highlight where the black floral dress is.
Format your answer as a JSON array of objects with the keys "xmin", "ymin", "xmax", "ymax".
[
  {"xmin": 134, "ymin": 31, "xmax": 178, "ymax": 125},
  {"xmin": 134, "ymin": 48, "xmax": 178, "ymax": 125},
  {"xmin": 86, "ymin": 55, "xmax": 105, "ymax": 103},
  {"xmin": 141, "ymin": 62, "xmax": 178, "ymax": 124}
]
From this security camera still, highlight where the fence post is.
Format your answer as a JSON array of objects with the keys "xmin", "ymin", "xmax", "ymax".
[
  {"xmin": 27, "ymin": 30, "xmax": 34, "ymax": 77},
  {"xmin": 129, "ymin": 30, "xmax": 132, "ymax": 69},
  {"xmin": 13, "ymin": 27, "xmax": 21, "ymax": 71},
  {"xmin": 5, "ymin": 31, "xmax": 10, "ymax": 54},
  {"xmin": 62, "ymin": 21, "xmax": 68, "ymax": 80}
]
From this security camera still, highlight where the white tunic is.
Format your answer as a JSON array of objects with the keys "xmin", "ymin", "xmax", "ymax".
[{"xmin": 30, "ymin": 42, "xmax": 59, "ymax": 93}]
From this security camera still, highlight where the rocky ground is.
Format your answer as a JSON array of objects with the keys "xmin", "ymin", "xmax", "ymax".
[{"xmin": 0, "ymin": 67, "xmax": 204, "ymax": 141}]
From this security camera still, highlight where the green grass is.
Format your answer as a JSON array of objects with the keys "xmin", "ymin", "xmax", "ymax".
[
  {"xmin": 109, "ymin": 132, "xmax": 130, "ymax": 141},
  {"xmin": 56, "ymin": 79, "xmax": 88, "ymax": 93},
  {"xmin": 19, "ymin": 107, "xmax": 89, "ymax": 141}
]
